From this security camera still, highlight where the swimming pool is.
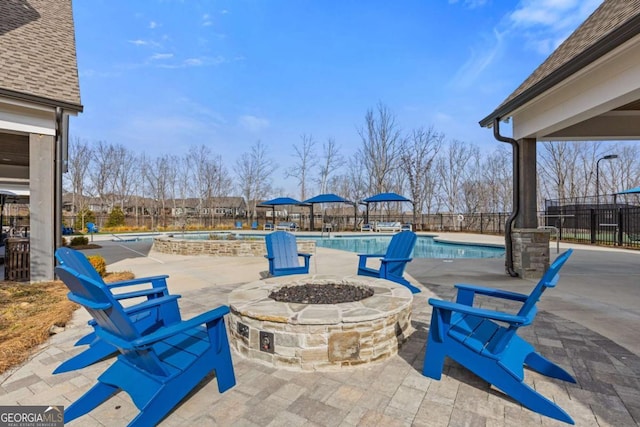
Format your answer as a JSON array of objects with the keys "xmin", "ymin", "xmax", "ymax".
[
  {"xmin": 312, "ymin": 235, "xmax": 504, "ymax": 259},
  {"xmin": 154, "ymin": 232, "xmax": 504, "ymax": 259}
]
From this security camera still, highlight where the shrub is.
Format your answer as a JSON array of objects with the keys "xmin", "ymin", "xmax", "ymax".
[
  {"xmin": 106, "ymin": 206, "xmax": 125, "ymax": 227},
  {"xmin": 87, "ymin": 255, "xmax": 107, "ymax": 277},
  {"xmin": 73, "ymin": 208, "xmax": 96, "ymax": 231},
  {"xmin": 70, "ymin": 236, "xmax": 89, "ymax": 247}
]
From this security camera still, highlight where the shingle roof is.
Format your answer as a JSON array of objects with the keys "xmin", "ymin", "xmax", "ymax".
[
  {"xmin": 480, "ymin": 0, "xmax": 640, "ymax": 127},
  {"xmin": 0, "ymin": 0, "xmax": 82, "ymax": 111}
]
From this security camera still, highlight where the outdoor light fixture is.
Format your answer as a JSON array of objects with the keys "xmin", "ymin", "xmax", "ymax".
[{"xmin": 596, "ymin": 154, "xmax": 619, "ymax": 205}]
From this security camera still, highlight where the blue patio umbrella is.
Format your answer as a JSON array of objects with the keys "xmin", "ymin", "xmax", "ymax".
[
  {"xmin": 302, "ymin": 193, "xmax": 355, "ymax": 231},
  {"xmin": 258, "ymin": 197, "xmax": 306, "ymax": 224},
  {"xmin": 616, "ymin": 186, "xmax": 640, "ymax": 194},
  {"xmin": 361, "ymin": 192, "xmax": 413, "ymax": 224}
]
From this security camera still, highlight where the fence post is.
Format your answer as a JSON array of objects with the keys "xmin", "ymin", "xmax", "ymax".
[
  {"xmin": 590, "ymin": 208, "xmax": 596, "ymax": 244},
  {"xmin": 618, "ymin": 208, "xmax": 624, "ymax": 246}
]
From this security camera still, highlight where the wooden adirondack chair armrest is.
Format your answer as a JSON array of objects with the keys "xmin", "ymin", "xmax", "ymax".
[
  {"xmin": 454, "ymin": 283, "xmax": 528, "ymax": 306},
  {"xmin": 122, "ymin": 294, "xmax": 182, "ymax": 316},
  {"xmin": 113, "ymin": 287, "xmax": 169, "ymax": 301},
  {"xmin": 428, "ymin": 299, "xmax": 529, "ymax": 326},
  {"xmin": 106, "ymin": 275, "xmax": 170, "ymax": 289}
]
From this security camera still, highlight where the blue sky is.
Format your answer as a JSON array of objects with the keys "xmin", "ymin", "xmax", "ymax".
[{"xmin": 71, "ymin": 0, "xmax": 603, "ymax": 194}]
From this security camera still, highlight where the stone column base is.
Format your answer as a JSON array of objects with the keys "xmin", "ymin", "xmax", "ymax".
[{"xmin": 511, "ymin": 229, "xmax": 550, "ymax": 279}]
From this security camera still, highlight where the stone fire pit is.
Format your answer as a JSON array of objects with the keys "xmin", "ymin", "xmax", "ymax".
[{"xmin": 228, "ymin": 275, "xmax": 414, "ymax": 371}]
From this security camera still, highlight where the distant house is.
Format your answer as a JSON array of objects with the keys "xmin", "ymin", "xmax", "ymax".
[
  {"xmin": 171, "ymin": 197, "xmax": 246, "ymax": 217},
  {"xmin": 1, "ymin": 1, "xmax": 83, "ymax": 281}
]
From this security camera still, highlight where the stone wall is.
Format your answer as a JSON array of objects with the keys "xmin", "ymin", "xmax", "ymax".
[
  {"xmin": 511, "ymin": 228, "xmax": 551, "ymax": 279},
  {"xmin": 151, "ymin": 236, "xmax": 315, "ymax": 257}
]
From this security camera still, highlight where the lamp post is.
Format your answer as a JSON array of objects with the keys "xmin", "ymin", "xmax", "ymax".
[{"xmin": 596, "ymin": 154, "xmax": 618, "ymax": 206}]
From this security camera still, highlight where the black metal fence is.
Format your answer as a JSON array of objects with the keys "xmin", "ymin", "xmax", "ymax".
[
  {"xmin": 542, "ymin": 204, "xmax": 640, "ymax": 248},
  {"xmin": 61, "ymin": 204, "xmax": 640, "ymax": 249}
]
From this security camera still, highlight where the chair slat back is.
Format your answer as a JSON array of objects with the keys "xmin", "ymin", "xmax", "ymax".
[
  {"xmin": 55, "ymin": 263, "xmax": 169, "ymax": 376},
  {"xmin": 55, "ymin": 247, "xmax": 104, "ymax": 283},
  {"xmin": 516, "ymin": 249, "xmax": 573, "ymax": 320},
  {"xmin": 385, "ymin": 231, "xmax": 417, "ymax": 276},
  {"xmin": 266, "ymin": 231, "xmax": 300, "ymax": 269}
]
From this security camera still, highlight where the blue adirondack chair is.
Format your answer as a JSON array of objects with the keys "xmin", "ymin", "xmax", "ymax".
[
  {"xmin": 265, "ymin": 231, "xmax": 312, "ymax": 276},
  {"xmin": 251, "ymin": 220, "xmax": 258, "ymax": 230},
  {"xmin": 53, "ymin": 247, "xmax": 182, "ymax": 374},
  {"xmin": 86, "ymin": 222, "xmax": 98, "ymax": 233},
  {"xmin": 422, "ymin": 249, "xmax": 576, "ymax": 424},
  {"xmin": 357, "ymin": 230, "xmax": 420, "ymax": 293},
  {"xmin": 56, "ymin": 264, "xmax": 236, "ymax": 426},
  {"xmin": 235, "ymin": 221, "xmax": 243, "ymax": 229}
]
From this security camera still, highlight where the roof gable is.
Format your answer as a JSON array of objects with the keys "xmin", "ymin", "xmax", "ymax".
[
  {"xmin": 480, "ymin": 0, "xmax": 640, "ymax": 127},
  {"xmin": 0, "ymin": 0, "xmax": 82, "ymax": 110}
]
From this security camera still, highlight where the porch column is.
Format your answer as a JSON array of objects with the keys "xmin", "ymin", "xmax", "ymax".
[
  {"xmin": 517, "ymin": 138, "xmax": 538, "ymax": 228},
  {"xmin": 512, "ymin": 137, "xmax": 550, "ymax": 278},
  {"xmin": 29, "ymin": 134, "xmax": 55, "ymax": 282}
]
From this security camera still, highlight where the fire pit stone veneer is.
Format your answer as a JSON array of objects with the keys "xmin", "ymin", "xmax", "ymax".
[{"xmin": 228, "ymin": 275, "xmax": 414, "ymax": 371}]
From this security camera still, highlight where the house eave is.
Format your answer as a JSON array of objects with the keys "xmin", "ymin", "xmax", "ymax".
[
  {"xmin": 479, "ymin": 13, "xmax": 640, "ymax": 129},
  {"xmin": 0, "ymin": 88, "xmax": 83, "ymax": 114}
]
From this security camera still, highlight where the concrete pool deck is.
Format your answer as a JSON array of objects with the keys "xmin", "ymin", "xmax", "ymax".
[{"xmin": 1, "ymin": 232, "xmax": 639, "ymax": 425}]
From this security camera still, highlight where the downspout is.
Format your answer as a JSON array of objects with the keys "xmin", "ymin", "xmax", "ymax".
[
  {"xmin": 55, "ymin": 107, "xmax": 64, "ymax": 254},
  {"xmin": 493, "ymin": 118, "xmax": 519, "ymax": 277}
]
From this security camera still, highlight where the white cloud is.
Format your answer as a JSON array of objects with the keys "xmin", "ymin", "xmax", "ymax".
[
  {"xmin": 508, "ymin": 0, "xmax": 601, "ymax": 54},
  {"xmin": 449, "ymin": 28, "xmax": 505, "ymax": 90},
  {"xmin": 150, "ymin": 53, "xmax": 173, "ymax": 60},
  {"xmin": 149, "ymin": 21, "xmax": 158, "ymax": 29},
  {"xmin": 202, "ymin": 13, "xmax": 212, "ymax": 26},
  {"xmin": 129, "ymin": 39, "xmax": 148, "ymax": 46},
  {"xmin": 154, "ymin": 56, "xmax": 227, "ymax": 69},
  {"xmin": 239, "ymin": 115, "xmax": 270, "ymax": 132}
]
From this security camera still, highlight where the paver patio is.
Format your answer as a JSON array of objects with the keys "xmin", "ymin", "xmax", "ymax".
[{"xmin": 1, "ymin": 235, "xmax": 639, "ymax": 426}]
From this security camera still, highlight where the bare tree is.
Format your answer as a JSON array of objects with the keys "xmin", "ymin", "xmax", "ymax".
[
  {"xmin": 436, "ymin": 139, "xmax": 478, "ymax": 214},
  {"xmin": 357, "ymin": 103, "xmax": 402, "ymax": 193},
  {"xmin": 399, "ymin": 127, "xmax": 443, "ymax": 226},
  {"xmin": 141, "ymin": 154, "xmax": 173, "ymax": 228},
  {"xmin": 236, "ymin": 141, "xmax": 277, "ymax": 219},
  {"xmin": 285, "ymin": 134, "xmax": 317, "ymax": 201},
  {"xmin": 480, "ymin": 145, "xmax": 512, "ymax": 212},
  {"xmin": 109, "ymin": 144, "xmax": 138, "ymax": 211},
  {"xmin": 538, "ymin": 141, "xmax": 581, "ymax": 201},
  {"xmin": 64, "ymin": 137, "xmax": 92, "ymax": 218},
  {"xmin": 316, "ymin": 138, "xmax": 345, "ymax": 194}
]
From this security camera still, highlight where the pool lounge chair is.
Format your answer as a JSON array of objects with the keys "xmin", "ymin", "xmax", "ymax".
[
  {"xmin": 275, "ymin": 221, "xmax": 299, "ymax": 231},
  {"xmin": 375, "ymin": 221, "xmax": 402, "ymax": 232},
  {"xmin": 360, "ymin": 223, "xmax": 373, "ymax": 232}
]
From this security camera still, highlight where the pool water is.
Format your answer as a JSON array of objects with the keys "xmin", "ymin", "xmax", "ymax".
[
  {"xmin": 313, "ymin": 235, "xmax": 504, "ymax": 259},
  {"xmin": 160, "ymin": 232, "xmax": 504, "ymax": 259}
]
